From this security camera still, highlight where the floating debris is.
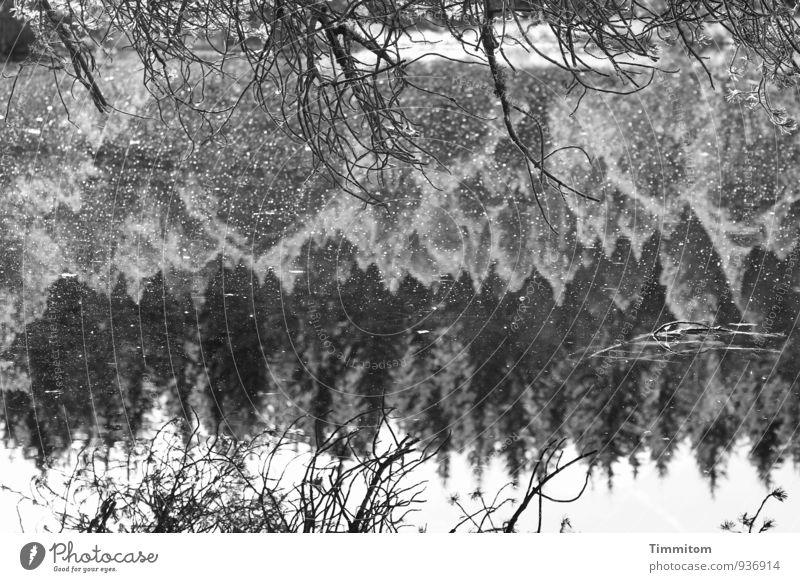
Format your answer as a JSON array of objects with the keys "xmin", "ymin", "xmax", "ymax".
[{"xmin": 584, "ymin": 320, "xmax": 786, "ymax": 360}]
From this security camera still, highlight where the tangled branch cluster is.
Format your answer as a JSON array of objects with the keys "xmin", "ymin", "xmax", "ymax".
[
  {"xmin": 8, "ymin": 0, "xmax": 800, "ymax": 210},
  {"xmin": 448, "ymin": 437, "xmax": 595, "ymax": 532},
  {"xmin": 5, "ymin": 410, "xmax": 596, "ymax": 533},
  {"xmin": 17, "ymin": 412, "xmax": 437, "ymax": 532}
]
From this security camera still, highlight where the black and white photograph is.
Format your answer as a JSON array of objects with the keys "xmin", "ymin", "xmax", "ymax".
[{"xmin": 1, "ymin": 0, "xmax": 800, "ymax": 576}]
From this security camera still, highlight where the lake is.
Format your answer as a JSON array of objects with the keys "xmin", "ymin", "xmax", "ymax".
[{"xmin": 1, "ymin": 48, "xmax": 800, "ymax": 531}]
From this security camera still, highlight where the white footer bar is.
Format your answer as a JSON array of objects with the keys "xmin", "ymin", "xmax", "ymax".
[{"xmin": 2, "ymin": 533, "xmax": 798, "ymax": 581}]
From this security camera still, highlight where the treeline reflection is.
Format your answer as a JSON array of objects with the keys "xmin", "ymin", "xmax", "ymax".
[{"xmin": 1, "ymin": 233, "xmax": 798, "ymax": 486}]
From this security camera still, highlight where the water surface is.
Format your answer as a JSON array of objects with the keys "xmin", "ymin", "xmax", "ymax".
[{"xmin": 2, "ymin": 51, "xmax": 800, "ymax": 531}]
